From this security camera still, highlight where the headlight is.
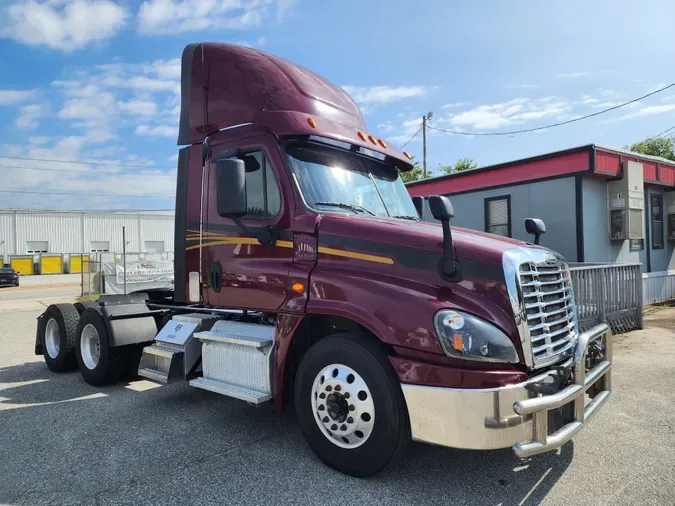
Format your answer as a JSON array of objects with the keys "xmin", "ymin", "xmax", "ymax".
[{"xmin": 433, "ymin": 310, "xmax": 519, "ymax": 363}]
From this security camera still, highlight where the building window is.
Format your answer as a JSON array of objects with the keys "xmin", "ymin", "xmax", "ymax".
[
  {"xmin": 228, "ymin": 151, "xmax": 281, "ymax": 219},
  {"xmin": 485, "ymin": 196, "xmax": 511, "ymax": 237},
  {"xmin": 26, "ymin": 241, "xmax": 48, "ymax": 253},
  {"xmin": 651, "ymin": 194, "xmax": 664, "ymax": 249},
  {"xmin": 90, "ymin": 241, "xmax": 110, "ymax": 253}
]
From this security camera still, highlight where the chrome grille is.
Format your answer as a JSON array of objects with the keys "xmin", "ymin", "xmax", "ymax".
[{"xmin": 518, "ymin": 261, "xmax": 577, "ymax": 367}]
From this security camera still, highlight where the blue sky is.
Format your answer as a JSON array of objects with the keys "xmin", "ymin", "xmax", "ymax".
[{"xmin": 1, "ymin": 0, "xmax": 675, "ymax": 210}]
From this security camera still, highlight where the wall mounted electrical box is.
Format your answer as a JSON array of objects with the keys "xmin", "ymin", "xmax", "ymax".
[
  {"xmin": 607, "ymin": 161, "xmax": 644, "ymax": 240},
  {"xmin": 665, "ymin": 192, "xmax": 675, "ymax": 240}
]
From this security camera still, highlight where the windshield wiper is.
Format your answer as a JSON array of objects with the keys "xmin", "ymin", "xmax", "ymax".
[
  {"xmin": 314, "ymin": 201, "xmax": 376, "ymax": 216},
  {"xmin": 393, "ymin": 215, "xmax": 421, "ymax": 221}
]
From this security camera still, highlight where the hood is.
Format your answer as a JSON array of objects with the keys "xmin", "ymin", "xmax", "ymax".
[{"xmin": 317, "ymin": 213, "xmax": 534, "ymax": 266}]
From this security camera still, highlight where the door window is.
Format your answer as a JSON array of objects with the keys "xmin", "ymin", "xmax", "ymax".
[
  {"xmin": 651, "ymin": 194, "xmax": 664, "ymax": 249},
  {"xmin": 228, "ymin": 151, "xmax": 281, "ymax": 219}
]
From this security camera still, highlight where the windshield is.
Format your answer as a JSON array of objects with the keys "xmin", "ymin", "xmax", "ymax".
[
  {"xmin": 0, "ymin": 268, "xmax": 14, "ymax": 273},
  {"xmin": 286, "ymin": 142, "xmax": 419, "ymax": 219}
]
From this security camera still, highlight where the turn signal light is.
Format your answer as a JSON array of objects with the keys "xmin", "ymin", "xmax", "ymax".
[
  {"xmin": 357, "ymin": 131, "xmax": 367, "ymax": 142},
  {"xmin": 307, "ymin": 117, "xmax": 317, "ymax": 128},
  {"xmin": 292, "ymin": 282, "xmax": 305, "ymax": 293},
  {"xmin": 368, "ymin": 135, "xmax": 377, "ymax": 145}
]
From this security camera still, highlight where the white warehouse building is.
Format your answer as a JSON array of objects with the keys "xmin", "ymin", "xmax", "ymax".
[{"xmin": 0, "ymin": 209, "xmax": 175, "ymax": 272}]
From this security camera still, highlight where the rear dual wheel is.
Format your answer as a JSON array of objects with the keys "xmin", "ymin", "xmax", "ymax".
[
  {"xmin": 75, "ymin": 308, "xmax": 128, "ymax": 386},
  {"xmin": 41, "ymin": 304, "xmax": 80, "ymax": 373},
  {"xmin": 294, "ymin": 333, "xmax": 410, "ymax": 477}
]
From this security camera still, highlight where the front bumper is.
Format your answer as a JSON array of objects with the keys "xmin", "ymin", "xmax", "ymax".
[{"xmin": 401, "ymin": 323, "xmax": 612, "ymax": 458}]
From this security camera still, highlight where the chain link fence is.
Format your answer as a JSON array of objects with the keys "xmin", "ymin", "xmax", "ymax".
[{"xmin": 81, "ymin": 252, "xmax": 174, "ymax": 300}]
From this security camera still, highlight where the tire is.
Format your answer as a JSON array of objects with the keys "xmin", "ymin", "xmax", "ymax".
[
  {"xmin": 74, "ymin": 301, "xmax": 99, "ymax": 315},
  {"xmin": 75, "ymin": 308, "xmax": 127, "ymax": 386},
  {"xmin": 41, "ymin": 304, "xmax": 80, "ymax": 373},
  {"xmin": 294, "ymin": 333, "xmax": 410, "ymax": 477}
]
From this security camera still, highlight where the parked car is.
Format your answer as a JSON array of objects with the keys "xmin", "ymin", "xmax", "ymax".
[{"xmin": 0, "ymin": 267, "xmax": 19, "ymax": 287}]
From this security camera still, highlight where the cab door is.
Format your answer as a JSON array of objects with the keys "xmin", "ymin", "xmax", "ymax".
[{"xmin": 203, "ymin": 134, "xmax": 294, "ymax": 310}]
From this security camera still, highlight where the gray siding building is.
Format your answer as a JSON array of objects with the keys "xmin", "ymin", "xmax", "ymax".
[{"xmin": 408, "ymin": 144, "xmax": 675, "ymax": 274}]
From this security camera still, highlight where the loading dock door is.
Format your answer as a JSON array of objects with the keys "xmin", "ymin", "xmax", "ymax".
[
  {"xmin": 41, "ymin": 255, "xmax": 63, "ymax": 274},
  {"xmin": 70, "ymin": 255, "xmax": 89, "ymax": 274},
  {"xmin": 11, "ymin": 257, "xmax": 33, "ymax": 275}
]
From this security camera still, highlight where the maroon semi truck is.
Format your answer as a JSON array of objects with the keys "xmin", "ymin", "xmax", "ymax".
[{"xmin": 34, "ymin": 42, "xmax": 612, "ymax": 477}]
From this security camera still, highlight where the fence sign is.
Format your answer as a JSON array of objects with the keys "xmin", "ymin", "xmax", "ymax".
[{"xmin": 115, "ymin": 260, "xmax": 174, "ymax": 284}]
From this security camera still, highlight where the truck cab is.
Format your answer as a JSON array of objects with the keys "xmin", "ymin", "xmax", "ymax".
[{"xmin": 35, "ymin": 42, "xmax": 612, "ymax": 477}]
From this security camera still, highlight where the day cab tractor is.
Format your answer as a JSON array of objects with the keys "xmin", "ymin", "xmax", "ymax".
[{"xmin": 34, "ymin": 42, "xmax": 612, "ymax": 477}]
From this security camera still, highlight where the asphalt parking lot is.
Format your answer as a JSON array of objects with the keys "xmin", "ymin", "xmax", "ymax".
[{"xmin": 1, "ymin": 290, "xmax": 674, "ymax": 505}]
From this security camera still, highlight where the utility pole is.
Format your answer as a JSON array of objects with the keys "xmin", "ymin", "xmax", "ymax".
[{"xmin": 422, "ymin": 111, "xmax": 434, "ymax": 179}]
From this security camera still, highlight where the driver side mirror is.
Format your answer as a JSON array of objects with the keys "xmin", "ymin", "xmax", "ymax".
[
  {"xmin": 412, "ymin": 196, "xmax": 424, "ymax": 220},
  {"xmin": 216, "ymin": 158, "xmax": 247, "ymax": 218},
  {"xmin": 525, "ymin": 218, "xmax": 546, "ymax": 245}
]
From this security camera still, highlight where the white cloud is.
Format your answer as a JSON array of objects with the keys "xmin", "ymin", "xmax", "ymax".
[
  {"xmin": 118, "ymin": 99, "xmax": 158, "ymax": 116},
  {"xmin": 582, "ymin": 97, "xmax": 599, "ymax": 104},
  {"xmin": 593, "ymin": 101, "xmax": 623, "ymax": 108},
  {"xmin": 556, "ymin": 72, "xmax": 592, "ymax": 79},
  {"xmin": 620, "ymin": 103, "xmax": 675, "ymax": 119},
  {"xmin": 58, "ymin": 92, "xmax": 116, "ymax": 120},
  {"xmin": 377, "ymin": 121, "xmax": 393, "ymax": 133},
  {"xmin": 15, "ymin": 104, "xmax": 44, "ymax": 128},
  {"xmin": 137, "ymin": 0, "xmax": 289, "ymax": 34},
  {"xmin": 341, "ymin": 85, "xmax": 427, "ymax": 106},
  {"xmin": 0, "ymin": 0, "xmax": 128, "ymax": 51},
  {"xmin": 442, "ymin": 102, "xmax": 469, "ymax": 109},
  {"xmin": 439, "ymin": 97, "xmax": 570, "ymax": 130},
  {"xmin": 135, "ymin": 124, "xmax": 178, "ymax": 137},
  {"xmin": 0, "ymin": 89, "xmax": 38, "ymax": 105}
]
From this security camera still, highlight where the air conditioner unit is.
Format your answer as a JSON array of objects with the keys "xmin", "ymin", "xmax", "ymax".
[{"xmin": 607, "ymin": 161, "xmax": 644, "ymax": 241}]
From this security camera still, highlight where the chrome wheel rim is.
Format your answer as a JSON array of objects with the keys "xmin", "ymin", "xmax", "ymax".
[
  {"xmin": 311, "ymin": 363, "xmax": 375, "ymax": 449},
  {"xmin": 80, "ymin": 324, "xmax": 101, "ymax": 370},
  {"xmin": 45, "ymin": 318, "xmax": 60, "ymax": 359}
]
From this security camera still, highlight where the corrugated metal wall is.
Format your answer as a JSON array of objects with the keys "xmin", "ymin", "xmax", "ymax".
[{"xmin": 0, "ymin": 210, "xmax": 175, "ymax": 264}]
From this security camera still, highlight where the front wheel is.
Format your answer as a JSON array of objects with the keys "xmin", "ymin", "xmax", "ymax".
[{"xmin": 294, "ymin": 333, "xmax": 410, "ymax": 477}]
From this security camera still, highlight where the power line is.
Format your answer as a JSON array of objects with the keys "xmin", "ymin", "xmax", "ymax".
[
  {"xmin": 0, "ymin": 155, "xmax": 174, "ymax": 171},
  {"xmin": 400, "ymin": 125, "xmax": 423, "ymax": 149},
  {"xmin": 652, "ymin": 124, "xmax": 675, "ymax": 139},
  {"xmin": 0, "ymin": 189, "xmax": 174, "ymax": 199},
  {"xmin": 427, "ymin": 81, "xmax": 675, "ymax": 137},
  {"xmin": 0, "ymin": 164, "xmax": 174, "ymax": 177}
]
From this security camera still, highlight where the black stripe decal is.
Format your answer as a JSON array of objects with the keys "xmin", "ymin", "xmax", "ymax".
[{"xmin": 319, "ymin": 234, "xmax": 503, "ymax": 281}]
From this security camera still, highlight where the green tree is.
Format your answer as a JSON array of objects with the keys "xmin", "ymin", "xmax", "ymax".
[
  {"xmin": 627, "ymin": 137, "xmax": 675, "ymax": 162},
  {"xmin": 398, "ymin": 155, "xmax": 432, "ymax": 183},
  {"xmin": 437, "ymin": 157, "xmax": 478, "ymax": 174}
]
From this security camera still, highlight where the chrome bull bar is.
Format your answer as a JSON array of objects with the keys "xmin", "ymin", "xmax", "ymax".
[{"xmin": 512, "ymin": 323, "xmax": 612, "ymax": 458}]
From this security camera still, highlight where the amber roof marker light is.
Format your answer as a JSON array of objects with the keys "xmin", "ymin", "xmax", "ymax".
[
  {"xmin": 357, "ymin": 131, "xmax": 367, "ymax": 142},
  {"xmin": 368, "ymin": 135, "xmax": 377, "ymax": 145},
  {"xmin": 378, "ymin": 139, "xmax": 387, "ymax": 149},
  {"xmin": 403, "ymin": 151, "xmax": 412, "ymax": 160}
]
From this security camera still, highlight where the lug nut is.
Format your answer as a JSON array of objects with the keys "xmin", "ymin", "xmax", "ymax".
[
  {"xmin": 319, "ymin": 393, "xmax": 326, "ymax": 399},
  {"xmin": 340, "ymin": 424, "xmax": 347, "ymax": 431},
  {"xmin": 322, "ymin": 416, "xmax": 329, "ymax": 423},
  {"xmin": 334, "ymin": 385, "xmax": 341, "ymax": 392},
  {"xmin": 348, "ymin": 405, "xmax": 355, "ymax": 411},
  {"xmin": 326, "ymin": 386, "xmax": 332, "ymax": 392},
  {"xmin": 318, "ymin": 405, "xmax": 325, "ymax": 411},
  {"xmin": 343, "ymin": 392, "xmax": 350, "ymax": 399},
  {"xmin": 331, "ymin": 424, "xmax": 337, "ymax": 431},
  {"xmin": 347, "ymin": 417, "xmax": 354, "ymax": 424}
]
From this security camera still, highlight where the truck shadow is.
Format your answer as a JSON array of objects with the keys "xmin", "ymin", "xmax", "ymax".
[
  {"xmin": 383, "ymin": 440, "xmax": 573, "ymax": 505},
  {"xmin": 0, "ymin": 363, "xmax": 573, "ymax": 506}
]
